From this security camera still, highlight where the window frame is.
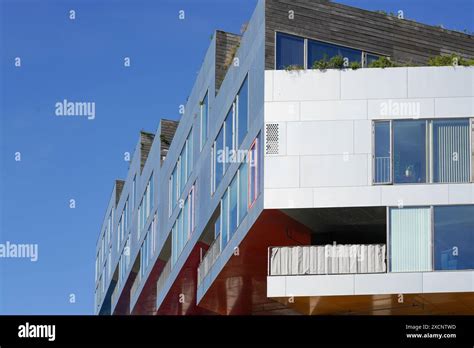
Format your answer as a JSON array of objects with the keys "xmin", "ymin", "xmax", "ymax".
[{"xmin": 274, "ymin": 31, "xmax": 387, "ymax": 70}]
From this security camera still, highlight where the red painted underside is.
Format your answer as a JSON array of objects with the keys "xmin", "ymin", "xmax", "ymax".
[
  {"xmin": 132, "ymin": 259, "xmax": 165, "ymax": 315},
  {"xmin": 152, "ymin": 210, "xmax": 311, "ymax": 315},
  {"xmin": 155, "ymin": 241, "xmax": 215, "ymax": 315},
  {"xmin": 197, "ymin": 210, "xmax": 312, "ymax": 315}
]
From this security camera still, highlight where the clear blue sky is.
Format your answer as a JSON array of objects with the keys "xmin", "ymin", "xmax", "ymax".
[{"xmin": 0, "ymin": 0, "xmax": 472, "ymax": 315}]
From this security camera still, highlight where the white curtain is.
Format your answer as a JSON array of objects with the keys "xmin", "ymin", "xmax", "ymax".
[{"xmin": 390, "ymin": 207, "xmax": 432, "ymax": 272}]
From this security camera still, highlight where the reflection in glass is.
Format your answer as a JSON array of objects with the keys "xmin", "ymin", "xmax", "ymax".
[
  {"xmin": 393, "ymin": 120, "xmax": 427, "ymax": 183},
  {"xmin": 434, "ymin": 205, "xmax": 474, "ymax": 270}
]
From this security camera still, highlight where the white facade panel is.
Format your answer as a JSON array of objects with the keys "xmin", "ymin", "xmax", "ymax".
[
  {"xmin": 313, "ymin": 186, "xmax": 382, "ymax": 207},
  {"xmin": 265, "ymin": 70, "xmax": 274, "ymax": 102},
  {"xmin": 422, "ymin": 271, "xmax": 473, "ymax": 293},
  {"xmin": 265, "ymin": 101, "xmax": 300, "ymax": 122},
  {"xmin": 435, "ymin": 97, "xmax": 474, "ymax": 118},
  {"xmin": 286, "ymin": 121, "xmax": 354, "ymax": 156},
  {"xmin": 353, "ymin": 120, "xmax": 372, "ymax": 154},
  {"xmin": 448, "ymin": 184, "xmax": 474, "ymax": 204},
  {"xmin": 300, "ymin": 154, "xmax": 368, "ymax": 188},
  {"xmin": 264, "ymin": 188, "xmax": 313, "ymax": 209},
  {"xmin": 285, "ymin": 274, "xmax": 354, "ymax": 296},
  {"xmin": 380, "ymin": 184, "xmax": 449, "ymax": 206},
  {"xmin": 407, "ymin": 66, "xmax": 474, "ymax": 98},
  {"xmin": 300, "ymin": 100, "xmax": 367, "ymax": 121},
  {"xmin": 267, "ymin": 271, "xmax": 474, "ymax": 298},
  {"xmin": 341, "ymin": 67, "xmax": 407, "ymax": 100},
  {"xmin": 264, "ymin": 156, "xmax": 299, "ymax": 188},
  {"xmin": 272, "ymin": 69, "xmax": 341, "ymax": 101}
]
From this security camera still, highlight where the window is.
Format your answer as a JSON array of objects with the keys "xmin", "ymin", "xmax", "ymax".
[
  {"xmin": 393, "ymin": 120, "xmax": 427, "ymax": 184},
  {"xmin": 390, "ymin": 207, "xmax": 432, "ymax": 272},
  {"xmin": 229, "ymin": 175, "xmax": 238, "ymax": 240},
  {"xmin": 138, "ymin": 174, "xmax": 153, "ymax": 238},
  {"xmin": 374, "ymin": 119, "xmax": 471, "ymax": 185},
  {"xmin": 224, "ymin": 105, "xmax": 235, "ymax": 171},
  {"xmin": 221, "ymin": 189, "xmax": 229, "ymax": 249},
  {"xmin": 434, "ymin": 205, "xmax": 474, "ymax": 270},
  {"xmin": 132, "ymin": 175, "xmax": 136, "ymax": 210},
  {"xmin": 366, "ymin": 53, "xmax": 380, "ymax": 67},
  {"xmin": 239, "ymin": 158, "xmax": 248, "ymax": 224},
  {"xmin": 276, "ymin": 32, "xmax": 304, "ymax": 70},
  {"xmin": 200, "ymin": 92, "xmax": 209, "ymax": 151},
  {"xmin": 140, "ymin": 232, "xmax": 151, "ymax": 278},
  {"xmin": 373, "ymin": 121, "xmax": 391, "ymax": 184},
  {"xmin": 151, "ymin": 214, "xmax": 157, "ymax": 254},
  {"xmin": 171, "ymin": 185, "xmax": 196, "ymax": 265},
  {"xmin": 433, "ymin": 119, "xmax": 470, "ymax": 183},
  {"xmin": 214, "ymin": 212, "xmax": 221, "ymax": 239},
  {"xmin": 169, "ymin": 131, "xmax": 193, "ymax": 212},
  {"xmin": 308, "ymin": 39, "xmax": 362, "ymax": 68},
  {"xmin": 249, "ymin": 139, "xmax": 258, "ymax": 206},
  {"xmin": 237, "ymin": 76, "xmax": 249, "ymax": 147},
  {"xmin": 213, "ymin": 127, "xmax": 224, "ymax": 193},
  {"xmin": 170, "ymin": 165, "xmax": 178, "ymax": 214}
]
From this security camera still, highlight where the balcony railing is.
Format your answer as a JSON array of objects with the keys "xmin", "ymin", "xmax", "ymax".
[
  {"xmin": 197, "ymin": 237, "xmax": 221, "ymax": 286},
  {"xmin": 374, "ymin": 156, "xmax": 391, "ymax": 183},
  {"xmin": 268, "ymin": 244, "xmax": 386, "ymax": 276},
  {"xmin": 156, "ymin": 259, "xmax": 172, "ymax": 299}
]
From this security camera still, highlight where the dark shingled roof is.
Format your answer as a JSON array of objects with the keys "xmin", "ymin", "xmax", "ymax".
[
  {"xmin": 159, "ymin": 119, "xmax": 179, "ymax": 164},
  {"xmin": 115, "ymin": 180, "xmax": 125, "ymax": 205}
]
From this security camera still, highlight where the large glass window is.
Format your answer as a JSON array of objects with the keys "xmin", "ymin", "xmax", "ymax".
[
  {"xmin": 229, "ymin": 175, "xmax": 238, "ymax": 240},
  {"xmin": 434, "ymin": 205, "xmax": 474, "ymax": 270},
  {"xmin": 276, "ymin": 32, "xmax": 304, "ymax": 70},
  {"xmin": 433, "ymin": 119, "xmax": 470, "ymax": 183},
  {"xmin": 390, "ymin": 207, "xmax": 432, "ymax": 272},
  {"xmin": 224, "ymin": 106, "xmax": 234, "ymax": 170},
  {"xmin": 171, "ymin": 186, "xmax": 195, "ymax": 265},
  {"xmin": 393, "ymin": 120, "xmax": 427, "ymax": 184},
  {"xmin": 374, "ymin": 121, "xmax": 391, "ymax": 184},
  {"xmin": 214, "ymin": 127, "xmax": 224, "ymax": 191},
  {"xmin": 249, "ymin": 139, "xmax": 258, "ymax": 206},
  {"xmin": 221, "ymin": 190, "xmax": 229, "ymax": 249},
  {"xmin": 237, "ymin": 77, "xmax": 248, "ymax": 148},
  {"xmin": 239, "ymin": 159, "xmax": 248, "ymax": 224},
  {"xmin": 200, "ymin": 92, "xmax": 208, "ymax": 151},
  {"xmin": 308, "ymin": 39, "xmax": 362, "ymax": 67}
]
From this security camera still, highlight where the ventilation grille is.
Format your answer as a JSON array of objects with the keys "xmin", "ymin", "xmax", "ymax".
[{"xmin": 265, "ymin": 123, "xmax": 280, "ymax": 155}]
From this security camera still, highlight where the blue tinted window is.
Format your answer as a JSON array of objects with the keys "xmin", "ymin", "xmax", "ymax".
[
  {"xmin": 221, "ymin": 190, "xmax": 229, "ymax": 249},
  {"xmin": 237, "ymin": 76, "xmax": 248, "ymax": 148},
  {"xmin": 229, "ymin": 175, "xmax": 238, "ymax": 240},
  {"xmin": 224, "ymin": 106, "xmax": 234, "ymax": 171},
  {"xmin": 366, "ymin": 54, "xmax": 380, "ymax": 66},
  {"xmin": 308, "ymin": 39, "xmax": 362, "ymax": 67},
  {"xmin": 433, "ymin": 119, "xmax": 470, "ymax": 183},
  {"xmin": 215, "ymin": 127, "xmax": 224, "ymax": 190},
  {"xmin": 276, "ymin": 33, "xmax": 304, "ymax": 70},
  {"xmin": 393, "ymin": 120, "xmax": 427, "ymax": 183},
  {"xmin": 434, "ymin": 205, "xmax": 474, "ymax": 270},
  {"xmin": 374, "ymin": 121, "xmax": 391, "ymax": 183}
]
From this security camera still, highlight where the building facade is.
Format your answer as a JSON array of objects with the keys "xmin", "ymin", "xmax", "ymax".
[{"xmin": 95, "ymin": 0, "xmax": 474, "ymax": 315}]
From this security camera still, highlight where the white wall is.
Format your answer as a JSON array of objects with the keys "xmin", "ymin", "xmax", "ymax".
[{"xmin": 264, "ymin": 66, "xmax": 474, "ymax": 209}]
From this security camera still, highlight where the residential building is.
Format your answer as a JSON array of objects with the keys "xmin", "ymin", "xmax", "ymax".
[{"xmin": 95, "ymin": 0, "xmax": 474, "ymax": 315}]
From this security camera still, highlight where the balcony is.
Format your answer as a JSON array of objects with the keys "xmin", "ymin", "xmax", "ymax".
[
  {"xmin": 197, "ymin": 237, "xmax": 221, "ymax": 286},
  {"xmin": 111, "ymin": 283, "xmax": 120, "ymax": 308},
  {"xmin": 130, "ymin": 272, "xmax": 141, "ymax": 303},
  {"xmin": 156, "ymin": 259, "xmax": 172, "ymax": 298},
  {"xmin": 268, "ymin": 244, "xmax": 386, "ymax": 276}
]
